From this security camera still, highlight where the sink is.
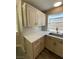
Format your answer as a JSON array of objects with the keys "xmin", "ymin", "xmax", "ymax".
[{"xmin": 49, "ymin": 33, "xmax": 63, "ymax": 38}]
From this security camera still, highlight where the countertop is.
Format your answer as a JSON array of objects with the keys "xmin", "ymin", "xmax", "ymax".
[{"xmin": 22, "ymin": 28, "xmax": 63, "ymax": 43}]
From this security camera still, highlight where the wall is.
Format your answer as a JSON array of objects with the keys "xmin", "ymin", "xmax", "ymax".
[
  {"xmin": 16, "ymin": 0, "xmax": 24, "ymax": 33},
  {"xmin": 16, "ymin": 12, "xmax": 18, "ymax": 32},
  {"xmin": 44, "ymin": 6, "xmax": 63, "ymax": 31},
  {"xmin": 46, "ymin": 5, "xmax": 63, "ymax": 15}
]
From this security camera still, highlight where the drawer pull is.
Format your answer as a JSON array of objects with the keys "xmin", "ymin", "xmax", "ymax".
[
  {"xmin": 60, "ymin": 41, "xmax": 63, "ymax": 44},
  {"xmin": 53, "ymin": 42, "xmax": 56, "ymax": 45},
  {"xmin": 59, "ymin": 40, "xmax": 63, "ymax": 44}
]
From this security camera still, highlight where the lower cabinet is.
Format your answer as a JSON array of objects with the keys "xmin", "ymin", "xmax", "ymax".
[
  {"xmin": 33, "ymin": 37, "xmax": 44, "ymax": 59},
  {"xmin": 24, "ymin": 37, "xmax": 44, "ymax": 59},
  {"xmin": 45, "ymin": 36, "xmax": 63, "ymax": 57},
  {"xmin": 24, "ymin": 35, "xmax": 63, "ymax": 59},
  {"xmin": 16, "ymin": 32, "xmax": 25, "ymax": 59}
]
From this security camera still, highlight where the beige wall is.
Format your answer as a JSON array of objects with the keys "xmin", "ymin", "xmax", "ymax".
[
  {"xmin": 16, "ymin": 12, "xmax": 18, "ymax": 32},
  {"xmin": 46, "ymin": 5, "xmax": 63, "ymax": 14},
  {"xmin": 16, "ymin": 0, "xmax": 24, "ymax": 33}
]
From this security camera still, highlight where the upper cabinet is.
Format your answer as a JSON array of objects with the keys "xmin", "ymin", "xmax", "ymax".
[
  {"xmin": 22, "ymin": 3, "xmax": 46, "ymax": 27},
  {"xmin": 27, "ymin": 4, "xmax": 36, "ymax": 27},
  {"xmin": 36, "ymin": 9, "xmax": 46, "ymax": 26},
  {"xmin": 40, "ymin": 12, "xmax": 46, "ymax": 26}
]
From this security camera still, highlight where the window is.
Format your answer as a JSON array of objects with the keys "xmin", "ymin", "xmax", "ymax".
[{"xmin": 48, "ymin": 13, "xmax": 63, "ymax": 34}]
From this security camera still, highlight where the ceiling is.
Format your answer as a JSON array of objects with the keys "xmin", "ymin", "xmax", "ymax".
[{"xmin": 24, "ymin": 0, "xmax": 63, "ymax": 11}]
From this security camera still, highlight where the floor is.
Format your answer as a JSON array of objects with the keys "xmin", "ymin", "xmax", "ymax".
[
  {"xmin": 36, "ymin": 49, "xmax": 63, "ymax": 59},
  {"xmin": 16, "ymin": 48, "xmax": 63, "ymax": 59}
]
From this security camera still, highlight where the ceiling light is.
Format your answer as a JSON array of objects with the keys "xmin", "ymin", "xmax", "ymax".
[{"xmin": 54, "ymin": 2, "xmax": 62, "ymax": 7}]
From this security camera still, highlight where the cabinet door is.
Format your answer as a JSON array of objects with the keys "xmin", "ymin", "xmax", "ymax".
[
  {"xmin": 36, "ymin": 10, "xmax": 46, "ymax": 26},
  {"xmin": 24, "ymin": 38, "xmax": 34, "ymax": 59},
  {"xmin": 54, "ymin": 39, "xmax": 63, "ymax": 57},
  {"xmin": 41, "ymin": 12, "xmax": 46, "ymax": 26},
  {"xmin": 33, "ymin": 39, "xmax": 41, "ymax": 59},
  {"xmin": 45, "ymin": 37, "xmax": 56, "ymax": 52},
  {"xmin": 27, "ymin": 4, "xmax": 36, "ymax": 27},
  {"xmin": 45, "ymin": 36, "xmax": 63, "ymax": 57},
  {"xmin": 40, "ymin": 37, "xmax": 44, "ymax": 52},
  {"xmin": 35, "ymin": 10, "xmax": 42, "ymax": 26},
  {"xmin": 24, "ymin": 3, "xmax": 46, "ymax": 27}
]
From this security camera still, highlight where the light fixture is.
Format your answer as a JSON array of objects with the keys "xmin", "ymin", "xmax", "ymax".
[{"xmin": 54, "ymin": 2, "xmax": 62, "ymax": 7}]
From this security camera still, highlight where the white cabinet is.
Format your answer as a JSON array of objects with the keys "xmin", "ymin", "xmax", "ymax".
[
  {"xmin": 24, "ymin": 37, "xmax": 44, "ymax": 59},
  {"xmin": 27, "ymin": 4, "xmax": 36, "ymax": 27},
  {"xmin": 36, "ymin": 10, "xmax": 46, "ymax": 26},
  {"xmin": 22, "ymin": 3, "xmax": 46, "ymax": 27},
  {"xmin": 35, "ymin": 9, "xmax": 42, "ymax": 26},
  {"xmin": 45, "ymin": 36, "xmax": 63, "ymax": 57},
  {"xmin": 41, "ymin": 12, "xmax": 46, "ymax": 26}
]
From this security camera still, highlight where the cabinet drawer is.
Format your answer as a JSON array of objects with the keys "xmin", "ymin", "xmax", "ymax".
[
  {"xmin": 33, "ymin": 39, "xmax": 40, "ymax": 47},
  {"xmin": 33, "ymin": 39, "xmax": 41, "ymax": 59},
  {"xmin": 33, "ymin": 38, "xmax": 44, "ymax": 59},
  {"xmin": 33, "ymin": 43, "xmax": 40, "ymax": 59},
  {"xmin": 54, "ymin": 39, "xmax": 63, "ymax": 57}
]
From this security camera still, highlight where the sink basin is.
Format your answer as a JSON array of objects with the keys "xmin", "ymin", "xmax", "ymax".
[{"xmin": 49, "ymin": 33, "xmax": 63, "ymax": 38}]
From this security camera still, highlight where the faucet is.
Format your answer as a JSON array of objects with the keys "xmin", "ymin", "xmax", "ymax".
[{"xmin": 56, "ymin": 27, "xmax": 58, "ymax": 34}]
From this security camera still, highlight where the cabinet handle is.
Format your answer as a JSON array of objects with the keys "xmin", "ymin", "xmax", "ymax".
[
  {"xmin": 58, "ymin": 40, "xmax": 63, "ymax": 44},
  {"xmin": 53, "ymin": 42, "xmax": 56, "ymax": 45},
  {"xmin": 60, "ymin": 40, "xmax": 63, "ymax": 44}
]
